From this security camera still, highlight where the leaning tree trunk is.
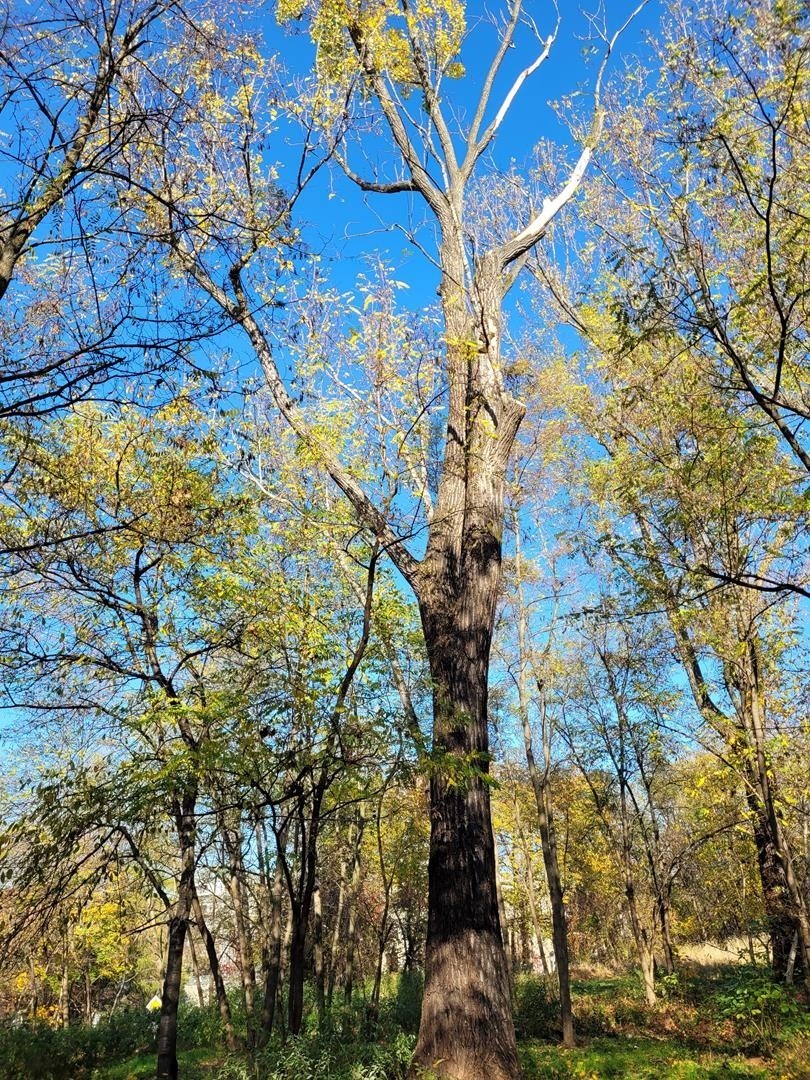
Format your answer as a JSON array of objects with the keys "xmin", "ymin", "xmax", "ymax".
[
  {"xmin": 191, "ymin": 888, "xmax": 239, "ymax": 1052},
  {"xmin": 747, "ymin": 786, "xmax": 804, "ymax": 979}
]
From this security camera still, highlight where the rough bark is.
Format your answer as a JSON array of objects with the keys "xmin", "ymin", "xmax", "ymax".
[
  {"xmin": 156, "ymin": 795, "xmax": 196, "ymax": 1080},
  {"xmin": 407, "ymin": 254, "xmax": 524, "ymax": 1080},
  {"xmin": 259, "ymin": 838, "xmax": 285, "ymax": 1040},
  {"xmin": 412, "ymin": 594, "xmax": 520, "ymax": 1080}
]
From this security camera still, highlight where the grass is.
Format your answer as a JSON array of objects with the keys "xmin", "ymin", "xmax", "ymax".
[
  {"xmin": 92, "ymin": 1048, "xmax": 225, "ymax": 1079},
  {"xmin": 91, "ymin": 1037, "xmax": 808, "ymax": 1080},
  {"xmin": 12, "ymin": 969, "xmax": 810, "ymax": 1079},
  {"xmin": 520, "ymin": 1037, "xmax": 773, "ymax": 1079}
]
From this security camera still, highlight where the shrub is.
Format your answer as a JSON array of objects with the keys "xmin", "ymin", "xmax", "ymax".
[
  {"xmin": 711, "ymin": 966, "xmax": 805, "ymax": 1054},
  {"xmin": 210, "ymin": 1029, "xmax": 414, "ymax": 1080},
  {"xmin": 513, "ymin": 975, "xmax": 560, "ymax": 1040},
  {"xmin": 177, "ymin": 1000, "xmax": 225, "ymax": 1050},
  {"xmin": 0, "ymin": 1007, "xmax": 155, "ymax": 1079}
]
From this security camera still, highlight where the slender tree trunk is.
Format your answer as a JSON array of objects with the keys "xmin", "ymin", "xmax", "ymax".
[
  {"xmin": 59, "ymin": 931, "xmax": 70, "ymax": 1028},
  {"xmin": 191, "ymin": 887, "xmax": 239, "ymax": 1052},
  {"xmin": 657, "ymin": 888, "xmax": 675, "ymax": 976},
  {"xmin": 187, "ymin": 929, "xmax": 206, "ymax": 1009},
  {"xmin": 623, "ymin": 877, "xmax": 657, "ymax": 1007},
  {"xmin": 287, "ymin": 905, "xmax": 306, "ymax": 1036},
  {"xmin": 537, "ymin": 783, "xmax": 575, "ymax": 1043},
  {"xmin": 524, "ymin": 865, "xmax": 550, "ymax": 977},
  {"xmin": 277, "ymin": 903, "xmax": 294, "ymax": 1043},
  {"xmin": 225, "ymin": 831, "xmax": 256, "ymax": 1022},
  {"xmin": 260, "ymin": 850, "xmax": 285, "ymax": 1040},
  {"xmin": 27, "ymin": 957, "xmax": 38, "ymax": 1021},
  {"xmin": 286, "ymin": 800, "xmax": 322, "ymax": 1036},
  {"xmin": 327, "ymin": 849, "xmax": 349, "ymax": 1009},
  {"xmin": 495, "ymin": 866, "xmax": 514, "ymax": 997},
  {"xmin": 256, "ymin": 817, "xmax": 285, "ymax": 1042},
  {"xmin": 313, "ymin": 883, "xmax": 325, "ymax": 1023},
  {"xmin": 514, "ymin": 819, "xmax": 551, "ymax": 977},
  {"xmin": 512, "ymin": 528, "xmax": 574, "ymax": 1047},
  {"xmin": 617, "ymin": 779, "xmax": 656, "ymax": 1007},
  {"xmin": 157, "ymin": 794, "xmax": 196, "ymax": 1080},
  {"xmin": 343, "ymin": 834, "xmax": 363, "ymax": 1006}
]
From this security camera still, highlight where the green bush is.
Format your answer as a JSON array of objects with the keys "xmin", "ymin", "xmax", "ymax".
[
  {"xmin": 513, "ymin": 975, "xmax": 560, "ymax": 1040},
  {"xmin": 177, "ymin": 1000, "xmax": 226, "ymax": 1050},
  {"xmin": 711, "ymin": 966, "xmax": 806, "ymax": 1053},
  {"xmin": 208, "ymin": 1029, "xmax": 414, "ymax": 1080},
  {"xmin": 0, "ymin": 1008, "xmax": 156, "ymax": 1080},
  {"xmin": 380, "ymin": 971, "xmax": 423, "ymax": 1035}
]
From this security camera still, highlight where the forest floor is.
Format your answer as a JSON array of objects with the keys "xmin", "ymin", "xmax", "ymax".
[
  {"xmin": 1, "ymin": 968, "xmax": 803, "ymax": 1079},
  {"xmin": 94, "ymin": 1038, "xmax": 807, "ymax": 1080},
  {"xmin": 86, "ymin": 968, "xmax": 810, "ymax": 1080}
]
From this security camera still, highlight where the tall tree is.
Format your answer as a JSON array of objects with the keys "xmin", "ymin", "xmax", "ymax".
[{"xmin": 114, "ymin": 4, "xmax": 646, "ymax": 1072}]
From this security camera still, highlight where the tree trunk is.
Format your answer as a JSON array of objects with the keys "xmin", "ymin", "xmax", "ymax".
[
  {"xmin": 191, "ymin": 887, "xmax": 239, "ymax": 1052},
  {"xmin": 744, "ymin": 656, "xmax": 810, "ymax": 983},
  {"xmin": 512, "ymin": 528, "xmax": 574, "ymax": 1047},
  {"xmin": 748, "ymin": 790, "xmax": 802, "ymax": 978},
  {"xmin": 59, "ymin": 933, "xmax": 70, "ymax": 1028},
  {"xmin": 287, "ymin": 905, "xmax": 306, "ymax": 1036},
  {"xmin": 326, "ymin": 849, "xmax": 349, "ymax": 1009},
  {"xmin": 225, "ymin": 831, "xmax": 256, "ymax": 1022},
  {"xmin": 538, "ymin": 787, "xmax": 575, "ymax": 1043},
  {"xmin": 277, "ymin": 903, "xmax": 294, "ymax": 1043},
  {"xmin": 658, "ymin": 889, "xmax": 676, "ymax": 976},
  {"xmin": 411, "ymin": 595, "xmax": 521, "ymax": 1080},
  {"xmin": 523, "ymin": 861, "xmax": 550, "ymax": 977},
  {"xmin": 313, "ymin": 883, "xmax": 325, "ymax": 1023},
  {"xmin": 257, "ymin": 817, "xmax": 285, "ymax": 1042},
  {"xmin": 407, "ymin": 256, "xmax": 525, "ymax": 1078},
  {"xmin": 495, "ymin": 865, "xmax": 514, "ymax": 997},
  {"xmin": 343, "ymin": 843, "xmax": 362, "ymax": 1006},
  {"xmin": 187, "ymin": 928, "xmax": 206, "ymax": 1009},
  {"xmin": 157, "ymin": 795, "xmax": 196, "ymax": 1080},
  {"xmin": 156, "ymin": 915, "xmax": 188, "ymax": 1080},
  {"xmin": 259, "ymin": 849, "xmax": 285, "ymax": 1040}
]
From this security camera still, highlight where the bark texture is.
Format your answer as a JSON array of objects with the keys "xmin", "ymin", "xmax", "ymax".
[
  {"xmin": 407, "ymin": 255, "xmax": 524, "ymax": 1079},
  {"xmin": 156, "ymin": 797, "xmax": 195, "ymax": 1080}
]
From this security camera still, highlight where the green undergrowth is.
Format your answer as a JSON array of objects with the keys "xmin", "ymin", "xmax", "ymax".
[
  {"xmin": 4, "ymin": 968, "xmax": 808, "ymax": 1080},
  {"xmin": 520, "ymin": 1037, "xmax": 775, "ymax": 1079}
]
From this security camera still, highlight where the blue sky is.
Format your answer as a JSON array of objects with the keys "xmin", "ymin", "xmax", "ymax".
[{"xmin": 254, "ymin": 0, "xmax": 662, "ymax": 302}]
